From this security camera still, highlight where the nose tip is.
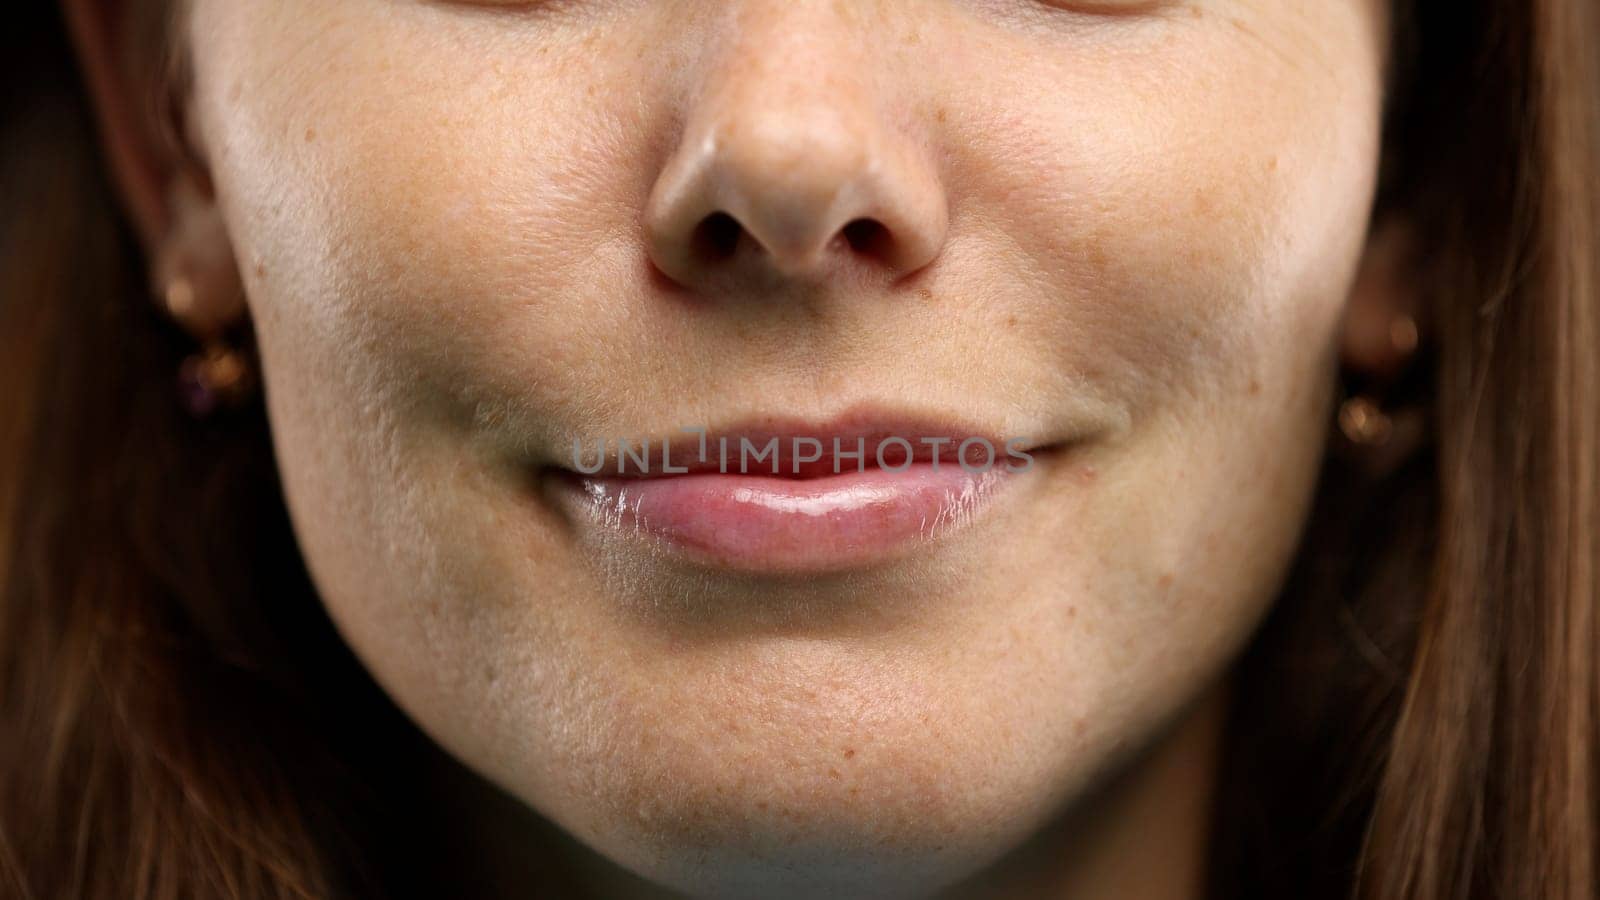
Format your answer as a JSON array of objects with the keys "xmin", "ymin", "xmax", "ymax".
[{"xmin": 645, "ymin": 99, "xmax": 948, "ymax": 289}]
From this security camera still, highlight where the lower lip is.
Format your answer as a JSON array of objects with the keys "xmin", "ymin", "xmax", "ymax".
[{"xmin": 555, "ymin": 462, "xmax": 1018, "ymax": 574}]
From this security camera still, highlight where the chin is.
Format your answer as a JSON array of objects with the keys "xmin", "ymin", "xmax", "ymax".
[
  {"xmin": 446, "ymin": 630, "xmax": 1140, "ymax": 900},
  {"xmin": 554, "ymin": 761, "xmax": 1053, "ymax": 900}
]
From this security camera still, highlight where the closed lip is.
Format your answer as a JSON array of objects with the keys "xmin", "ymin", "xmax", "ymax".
[
  {"xmin": 557, "ymin": 412, "xmax": 1043, "ymax": 479},
  {"xmin": 545, "ymin": 409, "xmax": 1052, "ymax": 575}
]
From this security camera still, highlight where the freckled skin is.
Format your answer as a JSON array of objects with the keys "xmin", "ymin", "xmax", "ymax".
[{"xmin": 185, "ymin": 1, "xmax": 1386, "ymax": 896}]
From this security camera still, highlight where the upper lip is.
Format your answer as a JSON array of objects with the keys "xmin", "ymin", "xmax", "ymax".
[{"xmin": 558, "ymin": 408, "xmax": 1044, "ymax": 479}]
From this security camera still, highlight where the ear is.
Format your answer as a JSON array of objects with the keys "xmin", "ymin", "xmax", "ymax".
[
  {"xmin": 1332, "ymin": 213, "xmax": 1430, "ymax": 474},
  {"xmin": 60, "ymin": 0, "xmax": 246, "ymax": 341},
  {"xmin": 1338, "ymin": 214, "xmax": 1423, "ymax": 382}
]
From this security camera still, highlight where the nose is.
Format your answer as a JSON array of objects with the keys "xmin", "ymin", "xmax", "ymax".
[{"xmin": 644, "ymin": 8, "xmax": 948, "ymax": 291}]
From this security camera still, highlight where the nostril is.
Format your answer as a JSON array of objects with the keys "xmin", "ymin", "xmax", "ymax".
[
  {"xmin": 693, "ymin": 211, "xmax": 744, "ymax": 260},
  {"xmin": 683, "ymin": 212, "xmax": 896, "ymax": 272},
  {"xmin": 840, "ymin": 218, "xmax": 889, "ymax": 257}
]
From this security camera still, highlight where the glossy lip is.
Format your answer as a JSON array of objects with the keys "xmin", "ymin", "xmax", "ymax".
[{"xmin": 547, "ymin": 413, "xmax": 1047, "ymax": 576}]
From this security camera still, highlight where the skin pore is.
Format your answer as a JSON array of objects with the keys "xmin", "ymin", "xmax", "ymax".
[{"xmin": 71, "ymin": 0, "xmax": 1405, "ymax": 896}]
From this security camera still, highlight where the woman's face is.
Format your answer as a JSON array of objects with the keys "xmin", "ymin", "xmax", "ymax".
[{"xmin": 185, "ymin": 0, "xmax": 1384, "ymax": 894}]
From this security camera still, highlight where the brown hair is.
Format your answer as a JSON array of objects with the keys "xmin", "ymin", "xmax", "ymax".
[
  {"xmin": 2, "ymin": 2, "xmax": 1596, "ymax": 898},
  {"xmin": 1210, "ymin": 0, "xmax": 1600, "ymax": 897}
]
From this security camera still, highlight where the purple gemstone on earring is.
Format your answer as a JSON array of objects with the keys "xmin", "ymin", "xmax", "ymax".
[{"xmin": 178, "ymin": 357, "xmax": 218, "ymax": 418}]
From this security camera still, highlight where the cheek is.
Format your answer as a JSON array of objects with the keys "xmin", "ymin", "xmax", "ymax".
[
  {"xmin": 935, "ymin": 8, "xmax": 1382, "ymax": 416},
  {"xmin": 912, "ymin": 4, "xmax": 1383, "ymax": 695},
  {"xmin": 191, "ymin": 3, "xmax": 657, "ymax": 427}
]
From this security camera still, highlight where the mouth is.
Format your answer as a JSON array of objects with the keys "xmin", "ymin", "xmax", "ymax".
[{"xmin": 544, "ymin": 414, "xmax": 1052, "ymax": 576}]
